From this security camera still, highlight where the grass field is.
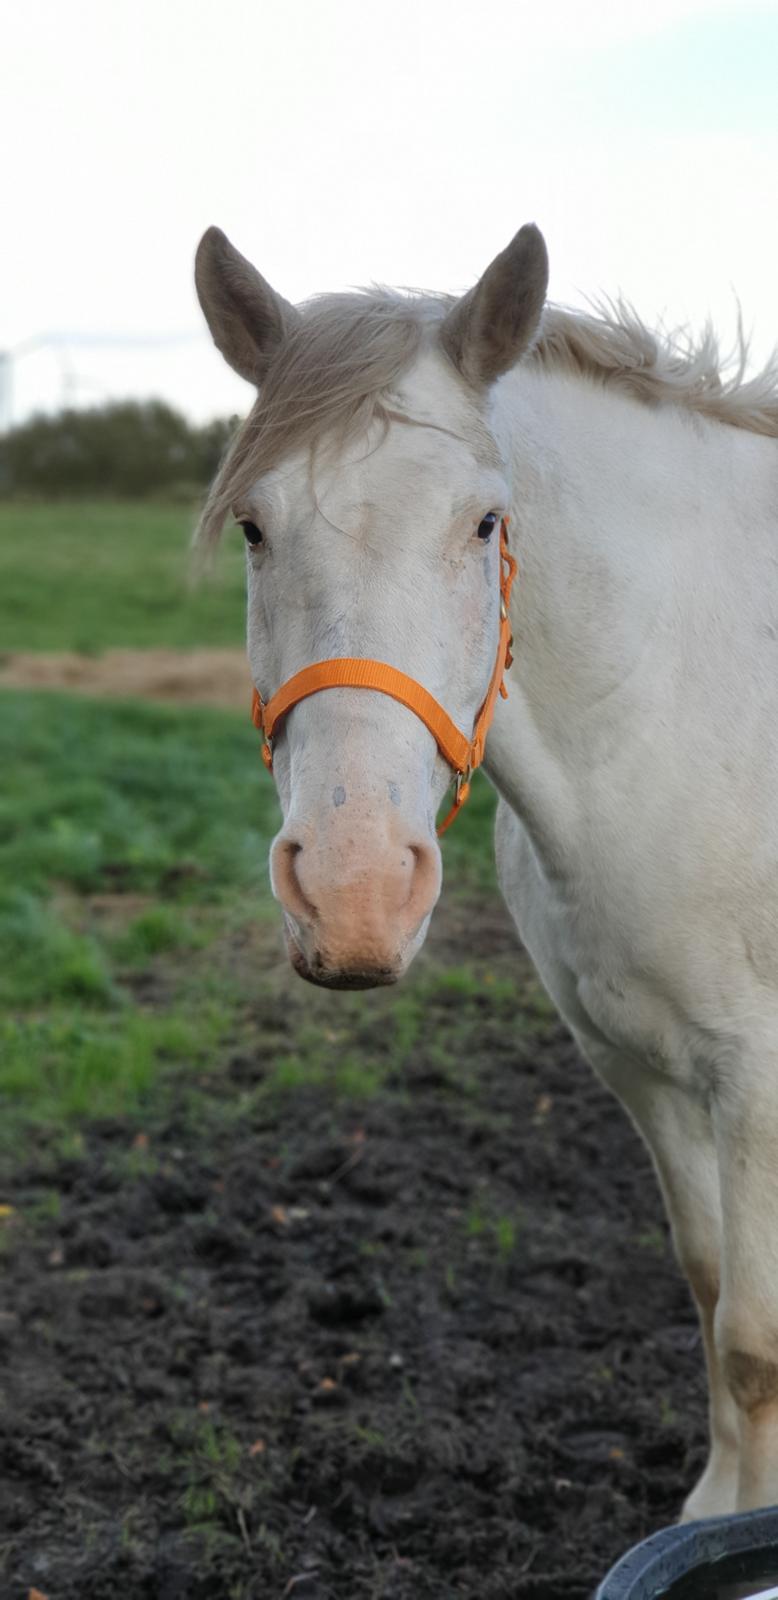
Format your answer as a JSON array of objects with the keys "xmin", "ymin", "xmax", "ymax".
[
  {"xmin": 0, "ymin": 691, "xmax": 270, "ymax": 1146},
  {"xmin": 0, "ymin": 684, "xmax": 499, "ymax": 1158},
  {"xmin": 0, "ymin": 499, "xmax": 245, "ymax": 651},
  {"xmin": 0, "ymin": 496, "xmax": 503, "ymax": 1154}
]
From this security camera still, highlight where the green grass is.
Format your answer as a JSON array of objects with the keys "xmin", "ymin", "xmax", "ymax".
[
  {"xmin": 0, "ymin": 889, "xmax": 116, "ymax": 1007},
  {"xmin": 464, "ymin": 1200, "xmax": 523, "ymax": 1259},
  {"xmin": 0, "ymin": 690, "xmax": 280, "ymax": 1146},
  {"xmin": 0, "ymin": 689, "xmax": 278, "ymax": 901},
  {"xmin": 0, "ymin": 688, "xmax": 501, "ymax": 1154},
  {"xmin": 0, "ymin": 500, "xmax": 245, "ymax": 651},
  {"xmin": 0, "ymin": 1011, "xmax": 198, "ymax": 1124},
  {"xmin": 111, "ymin": 906, "xmax": 202, "ymax": 964}
]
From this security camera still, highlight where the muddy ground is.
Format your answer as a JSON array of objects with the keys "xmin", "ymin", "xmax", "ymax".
[
  {"xmin": 0, "ymin": 650, "xmax": 250, "ymax": 710},
  {"xmin": 0, "ymin": 895, "xmax": 707, "ymax": 1600}
]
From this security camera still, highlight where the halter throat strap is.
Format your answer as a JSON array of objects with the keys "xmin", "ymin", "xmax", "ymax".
[{"xmin": 251, "ymin": 518, "xmax": 517, "ymax": 835}]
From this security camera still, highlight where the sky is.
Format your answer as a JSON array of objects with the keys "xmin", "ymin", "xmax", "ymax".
[{"xmin": 2, "ymin": 0, "xmax": 777, "ymax": 426}]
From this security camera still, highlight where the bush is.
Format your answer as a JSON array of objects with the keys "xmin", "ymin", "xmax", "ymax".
[{"xmin": 0, "ymin": 400, "xmax": 237, "ymax": 498}]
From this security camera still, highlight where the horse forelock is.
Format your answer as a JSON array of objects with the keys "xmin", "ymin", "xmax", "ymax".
[{"xmin": 194, "ymin": 289, "xmax": 451, "ymax": 553}]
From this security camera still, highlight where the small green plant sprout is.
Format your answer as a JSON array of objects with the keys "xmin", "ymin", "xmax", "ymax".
[
  {"xmin": 179, "ymin": 1416, "xmax": 248, "ymax": 1532},
  {"xmin": 464, "ymin": 1201, "xmax": 523, "ymax": 1258},
  {"xmin": 25, "ymin": 1190, "xmax": 62, "ymax": 1225},
  {"xmin": 659, "ymin": 1395, "xmax": 677, "ymax": 1428},
  {"xmin": 465, "ymin": 1201, "xmax": 488, "ymax": 1238},
  {"xmin": 494, "ymin": 1212, "xmax": 519, "ymax": 1259},
  {"xmin": 636, "ymin": 1226, "xmax": 666, "ymax": 1256}
]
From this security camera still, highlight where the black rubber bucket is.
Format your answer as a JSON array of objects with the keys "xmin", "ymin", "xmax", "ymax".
[{"xmin": 595, "ymin": 1507, "xmax": 778, "ymax": 1600}]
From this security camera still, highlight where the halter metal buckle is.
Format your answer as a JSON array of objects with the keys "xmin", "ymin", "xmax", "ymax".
[{"xmin": 455, "ymin": 764, "xmax": 472, "ymax": 805}]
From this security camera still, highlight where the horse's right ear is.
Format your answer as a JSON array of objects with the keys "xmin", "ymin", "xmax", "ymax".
[{"xmin": 195, "ymin": 227, "xmax": 300, "ymax": 385}]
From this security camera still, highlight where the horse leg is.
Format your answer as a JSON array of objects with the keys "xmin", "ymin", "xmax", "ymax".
[
  {"xmin": 584, "ymin": 1045, "xmax": 739, "ymax": 1520},
  {"xmin": 713, "ymin": 1068, "xmax": 778, "ymax": 1509},
  {"xmin": 491, "ymin": 809, "xmax": 738, "ymax": 1514}
]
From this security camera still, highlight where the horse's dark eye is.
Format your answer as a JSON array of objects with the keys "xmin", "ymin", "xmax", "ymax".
[
  {"xmin": 477, "ymin": 511, "xmax": 498, "ymax": 541},
  {"xmin": 239, "ymin": 520, "xmax": 263, "ymax": 547}
]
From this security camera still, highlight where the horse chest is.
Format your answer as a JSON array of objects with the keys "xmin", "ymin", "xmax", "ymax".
[{"xmin": 494, "ymin": 798, "xmax": 717, "ymax": 1088}]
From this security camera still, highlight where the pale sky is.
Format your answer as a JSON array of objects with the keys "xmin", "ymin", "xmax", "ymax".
[{"xmin": 2, "ymin": 0, "xmax": 777, "ymax": 425}]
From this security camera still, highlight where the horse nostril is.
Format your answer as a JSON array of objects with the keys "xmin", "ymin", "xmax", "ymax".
[
  {"xmin": 404, "ymin": 838, "xmax": 442, "ymax": 926},
  {"xmin": 271, "ymin": 836, "xmax": 317, "ymax": 922}
]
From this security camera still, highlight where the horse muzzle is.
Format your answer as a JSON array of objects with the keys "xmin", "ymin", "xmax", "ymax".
[{"xmin": 270, "ymin": 825, "xmax": 441, "ymax": 989}]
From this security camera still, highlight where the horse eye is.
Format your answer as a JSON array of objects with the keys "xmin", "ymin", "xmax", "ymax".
[
  {"xmin": 477, "ymin": 511, "xmax": 498, "ymax": 541},
  {"xmin": 239, "ymin": 520, "xmax": 263, "ymax": 547}
]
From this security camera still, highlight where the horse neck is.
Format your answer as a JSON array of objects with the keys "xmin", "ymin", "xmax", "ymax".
[{"xmin": 483, "ymin": 365, "xmax": 777, "ymax": 867}]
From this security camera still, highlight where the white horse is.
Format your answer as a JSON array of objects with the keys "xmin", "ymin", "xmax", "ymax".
[{"xmin": 195, "ymin": 221, "xmax": 778, "ymax": 1521}]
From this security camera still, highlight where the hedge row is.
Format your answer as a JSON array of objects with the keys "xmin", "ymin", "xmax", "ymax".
[{"xmin": 1, "ymin": 401, "xmax": 237, "ymax": 497}]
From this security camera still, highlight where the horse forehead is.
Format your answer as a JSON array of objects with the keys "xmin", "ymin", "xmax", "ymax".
[
  {"xmin": 326, "ymin": 351, "xmax": 498, "ymax": 508},
  {"xmin": 391, "ymin": 356, "xmax": 500, "ymax": 465},
  {"xmin": 303, "ymin": 449, "xmax": 470, "ymax": 559},
  {"xmin": 348, "ymin": 420, "xmax": 476, "ymax": 503},
  {"xmin": 255, "ymin": 353, "xmax": 498, "ymax": 525}
]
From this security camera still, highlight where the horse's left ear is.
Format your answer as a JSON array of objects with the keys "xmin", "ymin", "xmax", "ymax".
[{"xmin": 440, "ymin": 223, "xmax": 549, "ymax": 387}]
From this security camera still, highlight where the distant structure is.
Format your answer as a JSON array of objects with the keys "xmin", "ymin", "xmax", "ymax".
[{"xmin": 0, "ymin": 332, "xmax": 204, "ymax": 431}]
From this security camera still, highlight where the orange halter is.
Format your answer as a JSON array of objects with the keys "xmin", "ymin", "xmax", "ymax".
[{"xmin": 251, "ymin": 518, "xmax": 517, "ymax": 835}]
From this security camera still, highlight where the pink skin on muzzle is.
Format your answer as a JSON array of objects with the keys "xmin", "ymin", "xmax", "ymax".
[{"xmin": 270, "ymin": 795, "xmax": 442, "ymax": 989}]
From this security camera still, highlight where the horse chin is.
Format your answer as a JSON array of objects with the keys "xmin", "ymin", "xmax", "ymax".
[{"xmin": 284, "ymin": 927, "xmax": 400, "ymax": 991}]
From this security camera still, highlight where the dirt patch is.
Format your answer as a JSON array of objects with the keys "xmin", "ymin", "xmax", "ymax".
[
  {"xmin": 0, "ymin": 648, "xmax": 250, "ymax": 709},
  {"xmin": 0, "ymin": 898, "xmax": 707, "ymax": 1600}
]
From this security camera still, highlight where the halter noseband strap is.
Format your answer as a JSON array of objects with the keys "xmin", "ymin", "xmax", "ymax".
[{"xmin": 251, "ymin": 518, "xmax": 517, "ymax": 836}]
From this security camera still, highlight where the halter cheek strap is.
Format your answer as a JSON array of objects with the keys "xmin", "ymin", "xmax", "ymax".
[{"xmin": 251, "ymin": 518, "xmax": 517, "ymax": 836}]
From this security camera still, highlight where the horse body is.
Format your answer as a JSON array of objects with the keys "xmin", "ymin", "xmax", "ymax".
[
  {"xmin": 490, "ymin": 362, "xmax": 778, "ymax": 1076},
  {"xmin": 487, "ymin": 365, "xmax": 778, "ymax": 1516},
  {"xmin": 195, "ymin": 222, "xmax": 778, "ymax": 1518}
]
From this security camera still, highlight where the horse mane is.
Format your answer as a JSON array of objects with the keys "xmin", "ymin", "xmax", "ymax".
[
  {"xmin": 534, "ymin": 300, "xmax": 778, "ymax": 441},
  {"xmin": 195, "ymin": 288, "xmax": 778, "ymax": 552}
]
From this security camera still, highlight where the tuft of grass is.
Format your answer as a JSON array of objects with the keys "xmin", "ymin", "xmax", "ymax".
[
  {"xmin": 388, "ymin": 994, "xmax": 423, "ymax": 1066},
  {"xmin": 24, "ymin": 1189, "xmax": 62, "ymax": 1224},
  {"xmin": 174, "ymin": 1415, "xmax": 253, "ymax": 1537},
  {"xmin": 353, "ymin": 1425, "xmax": 386, "ymax": 1448},
  {"xmin": 114, "ymin": 1143, "xmax": 160, "ymax": 1181},
  {"xmin": 0, "ymin": 691, "xmax": 282, "ymax": 904},
  {"xmin": 0, "ymin": 1010, "xmax": 199, "ymax": 1134},
  {"xmin": 0, "ymin": 890, "xmax": 115, "ymax": 1007},
  {"xmin": 494, "ymin": 1213, "xmax": 520, "ymax": 1259},
  {"xmin": 659, "ymin": 1395, "xmax": 677, "ymax": 1428},
  {"xmin": 112, "ymin": 906, "xmax": 200, "ymax": 964},
  {"xmin": 464, "ymin": 1201, "xmax": 523, "ymax": 1258},
  {"xmin": 423, "ymin": 965, "xmax": 517, "ymax": 1005},
  {"xmin": 182, "ymin": 1484, "xmax": 219, "ymax": 1524},
  {"xmin": 270, "ymin": 1050, "xmax": 384, "ymax": 1101},
  {"xmin": 51, "ymin": 1129, "xmax": 86, "ymax": 1164},
  {"xmin": 636, "ymin": 1226, "xmax": 667, "ymax": 1255},
  {"xmin": 464, "ymin": 1202, "xmax": 488, "ymax": 1238}
]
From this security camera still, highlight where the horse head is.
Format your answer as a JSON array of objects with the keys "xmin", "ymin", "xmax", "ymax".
[{"xmin": 195, "ymin": 223, "xmax": 548, "ymax": 988}]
